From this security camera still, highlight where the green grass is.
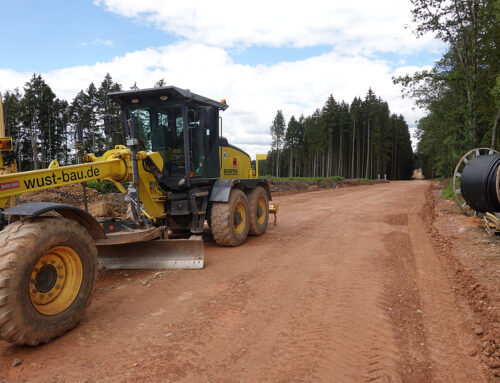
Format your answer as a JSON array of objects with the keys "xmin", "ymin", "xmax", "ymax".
[
  {"xmin": 86, "ymin": 180, "xmax": 127, "ymax": 194},
  {"xmin": 440, "ymin": 178, "xmax": 457, "ymax": 199},
  {"xmin": 352, "ymin": 178, "xmax": 372, "ymax": 183},
  {"xmin": 265, "ymin": 176, "xmax": 344, "ymax": 183},
  {"xmin": 263, "ymin": 176, "xmax": 378, "ymax": 184}
]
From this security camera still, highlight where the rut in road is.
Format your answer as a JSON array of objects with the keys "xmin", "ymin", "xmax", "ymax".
[{"xmin": 0, "ymin": 181, "xmax": 488, "ymax": 383}]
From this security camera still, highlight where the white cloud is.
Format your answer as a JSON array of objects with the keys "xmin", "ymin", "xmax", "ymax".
[
  {"xmin": 95, "ymin": 0, "xmax": 441, "ymax": 54},
  {"xmin": 0, "ymin": 69, "xmax": 31, "ymax": 91},
  {"xmin": 0, "ymin": 42, "xmax": 426, "ymax": 157},
  {"xmin": 80, "ymin": 38, "xmax": 114, "ymax": 47},
  {"xmin": 92, "ymin": 38, "xmax": 114, "ymax": 47}
]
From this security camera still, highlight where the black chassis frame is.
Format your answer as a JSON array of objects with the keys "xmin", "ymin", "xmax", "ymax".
[{"xmin": 164, "ymin": 178, "xmax": 271, "ymax": 233}]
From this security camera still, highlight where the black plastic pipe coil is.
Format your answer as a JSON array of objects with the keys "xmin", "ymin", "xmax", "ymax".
[{"xmin": 461, "ymin": 153, "xmax": 500, "ymax": 213}]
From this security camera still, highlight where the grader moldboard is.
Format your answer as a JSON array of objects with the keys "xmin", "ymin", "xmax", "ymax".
[{"xmin": 0, "ymin": 87, "xmax": 273, "ymax": 346}]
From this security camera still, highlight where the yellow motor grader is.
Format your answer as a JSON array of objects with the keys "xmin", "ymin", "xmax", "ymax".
[{"xmin": 0, "ymin": 86, "xmax": 273, "ymax": 346}]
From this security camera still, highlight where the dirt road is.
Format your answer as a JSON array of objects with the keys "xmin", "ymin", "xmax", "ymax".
[{"xmin": 0, "ymin": 181, "xmax": 493, "ymax": 382}]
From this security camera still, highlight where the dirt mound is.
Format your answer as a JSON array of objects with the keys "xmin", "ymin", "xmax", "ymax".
[
  {"xmin": 16, "ymin": 184, "xmax": 128, "ymax": 219},
  {"xmin": 269, "ymin": 178, "xmax": 388, "ymax": 195}
]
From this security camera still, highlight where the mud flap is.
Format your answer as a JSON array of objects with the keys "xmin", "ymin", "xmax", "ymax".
[{"xmin": 96, "ymin": 238, "xmax": 204, "ymax": 270}]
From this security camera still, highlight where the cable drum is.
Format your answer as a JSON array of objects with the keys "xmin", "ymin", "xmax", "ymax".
[{"xmin": 460, "ymin": 153, "xmax": 500, "ymax": 213}]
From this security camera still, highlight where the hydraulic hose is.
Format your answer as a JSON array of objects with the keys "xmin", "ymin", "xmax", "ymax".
[{"xmin": 461, "ymin": 154, "xmax": 500, "ymax": 213}]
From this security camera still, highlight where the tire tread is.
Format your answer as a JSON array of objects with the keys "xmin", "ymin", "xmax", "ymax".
[{"xmin": 0, "ymin": 217, "xmax": 98, "ymax": 345}]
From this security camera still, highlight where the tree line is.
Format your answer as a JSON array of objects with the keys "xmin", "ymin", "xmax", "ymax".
[
  {"xmin": 262, "ymin": 89, "xmax": 415, "ymax": 180},
  {"xmin": 3, "ymin": 74, "xmax": 415, "ymax": 180},
  {"xmin": 394, "ymin": 0, "xmax": 500, "ymax": 178},
  {"xmin": 1, "ymin": 74, "xmax": 167, "ymax": 171}
]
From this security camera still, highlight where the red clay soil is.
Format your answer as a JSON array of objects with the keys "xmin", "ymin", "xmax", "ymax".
[{"xmin": 0, "ymin": 180, "xmax": 498, "ymax": 382}]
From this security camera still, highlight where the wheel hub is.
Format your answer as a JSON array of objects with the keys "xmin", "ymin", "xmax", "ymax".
[
  {"xmin": 34, "ymin": 264, "xmax": 58, "ymax": 293},
  {"xmin": 233, "ymin": 212, "xmax": 242, "ymax": 225},
  {"xmin": 256, "ymin": 205, "xmax": 263, "ymax": 217},
  {"xmin": 29, "ymin": 246, "xmax": 82, "ymax": 316},
  {"xmin": 233, "ymin": 202, "xmax": 246, "ymax": 234}
]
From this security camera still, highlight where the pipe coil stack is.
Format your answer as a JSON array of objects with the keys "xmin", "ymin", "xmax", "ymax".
[{"xmin": 461, "ymin": 153, "xmax": 500, "ymax": 213}]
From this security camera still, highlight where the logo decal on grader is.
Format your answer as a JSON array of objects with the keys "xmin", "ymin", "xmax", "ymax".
[
  {"xmin": 0, "ymin": 180, "xmax": 19, "ymax": 191},
  {"xmin": 22, "ymin": 167, "xmax": 101, "ymax": 190}
]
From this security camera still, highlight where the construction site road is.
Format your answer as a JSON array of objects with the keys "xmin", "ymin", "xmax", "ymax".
[{"xmin": 0, "ymin": 180, "xmax": 491, "ymax": 382}]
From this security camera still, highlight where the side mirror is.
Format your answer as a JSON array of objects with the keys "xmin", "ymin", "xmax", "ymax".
[{"xmin": 197, "ymin": 106, "xmax": 215, "ymax": 133}]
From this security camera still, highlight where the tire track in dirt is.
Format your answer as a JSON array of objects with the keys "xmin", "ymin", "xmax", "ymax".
[
  {"xmin": 383, "ymin": 230, "xmax": 432, "ymax": 382},
  {"xmin": 131, "ymin": 188, "xmax": 406, "ymax": 382},
  {"xmin": 407, "ymin": 203, "xmax": 487, "ymax": 382}
]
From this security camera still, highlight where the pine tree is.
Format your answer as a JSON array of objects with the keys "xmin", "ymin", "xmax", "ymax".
[
  {"xmin": 21, "ymin": 74, "xmax": 68, "ymax": 170},
  {"xmin": 270, "ymin": 110, "xmax": 285, "ymax": 177},
  {"xmin": 97, "ymin": 73, "xmax": 123, "ymax": 147}
]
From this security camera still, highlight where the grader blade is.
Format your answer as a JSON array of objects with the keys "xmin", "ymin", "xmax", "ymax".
[{"xmin": 96, "ymin": 238, "xmax": 204, "ymax": 270}]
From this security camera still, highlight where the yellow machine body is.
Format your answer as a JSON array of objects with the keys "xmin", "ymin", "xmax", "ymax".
[
  {"xmin": 0, "ymin": 144, "xmax": 265, "ymax": 214},
  {"xmin": 219, "ymin": 145, "xmax": 254, "ymax": 179},
  {"xmin": 0, "ymin": 146, "xmax": 165, "ymax": 218}
]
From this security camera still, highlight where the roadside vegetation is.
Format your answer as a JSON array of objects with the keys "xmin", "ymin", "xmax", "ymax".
[
  {"xmin": 394, "ymin": 0, "xmax": 500, "ymax": 178},
  {"xmin": 440, "ymin": 178, "xmax": 454, "ymax": 199},
  {"xmin": 86, "ymin": 180, "xmax": 127, "ymax": 194}
]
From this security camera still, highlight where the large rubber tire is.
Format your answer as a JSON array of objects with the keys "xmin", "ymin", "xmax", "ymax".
[
  {"xmin": 210, "ymin": 189, "xmax": 250, "ymax": 246},
  {"xmin": 0, "ymin": 217, "xmax": 98, "ymax": 345},
  {"xmin": 247, "ymin": 186, "xmax": 269, "ymax": 236}
]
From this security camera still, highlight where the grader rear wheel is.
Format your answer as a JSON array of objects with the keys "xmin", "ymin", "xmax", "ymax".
[
  {"xmin": 247, "ymin": 186, "xmax": 269, "ymax": 236},
  {"xmin": 0, "ymin": 217, "xmax": 97, "ymax": 345},
  {"xmin": 210, "ymin": 189, "xmax": 250, "ymax": 246}
]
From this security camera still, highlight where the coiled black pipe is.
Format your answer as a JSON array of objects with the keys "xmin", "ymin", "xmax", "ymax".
[{"xmin": 461, "ymin": 154, "xmax": 500, "ymax": 213}]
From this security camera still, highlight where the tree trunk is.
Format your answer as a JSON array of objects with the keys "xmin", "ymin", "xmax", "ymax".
[
  {"xmin": 30, "ymin": 121, "xmax": 39, "ymax": 170},
  {"xmin": 490, "ymin": 109, "xmax": 500, "ymax": 150},
  {"xmin": 351, "ymin": 119, "xmax": 355, "ymax": 178},
  {"xmin": 365, "ymin": 120, "xmax": 370, "ymax": 178},
  {"xmin": 338, "ymin": 126, "xmax": 343, "ymax": 177},
  {"xmin": 276, "ymin": 148, "xmax": 280, "ymax": 178},
  {"xmin": 356, "ymin": 127, "xmax": 360, "ymax": 178}
]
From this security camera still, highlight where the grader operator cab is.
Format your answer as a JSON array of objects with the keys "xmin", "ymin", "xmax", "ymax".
[{"xmin": 0, "ymin": 87, "xmax": 272, "ymax": 346}]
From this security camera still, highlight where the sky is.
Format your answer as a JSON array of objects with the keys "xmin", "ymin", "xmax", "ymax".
[{"xmin": 0, "ymin": 0, "xmax": 444, "ymax": 157}]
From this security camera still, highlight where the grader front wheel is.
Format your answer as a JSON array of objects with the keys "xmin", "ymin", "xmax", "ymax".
[{"xmin": 0, "ymin": 217, "xmax": 97, "ymax": 345}]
